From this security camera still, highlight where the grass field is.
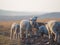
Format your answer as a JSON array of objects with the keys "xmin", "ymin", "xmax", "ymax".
[{"xmin": 0, "ymin": 18, "xmax": 60, "ymax": 45}]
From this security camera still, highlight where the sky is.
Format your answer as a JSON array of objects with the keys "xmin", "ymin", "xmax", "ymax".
[{"xmin": 0, "ymin": 0, "xmax": 60, "ymax": 12}]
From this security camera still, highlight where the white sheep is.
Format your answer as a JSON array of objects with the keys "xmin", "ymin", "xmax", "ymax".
[
  {"xmin": 46, "ymin": 20, "xmax": 60, "ymax": 44},
  {"xmin": 20, "ymin": 20, "xmax": 32, "ymax": 39},
  {"xmin": 20, "ymin": 16, "xmax": 38, "ymax": 39},
  {"xmin": 38, "ymin": 20, "xmax": 60, "ymax": 45},
  {"xmin": 10, "ymin": 23, "xmax": 20, "ymax": 40}
]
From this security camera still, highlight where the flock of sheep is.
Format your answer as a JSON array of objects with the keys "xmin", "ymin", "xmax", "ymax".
[{"xmin": 10, "ymin": 16, "xmax": 60, "ymax": 45}]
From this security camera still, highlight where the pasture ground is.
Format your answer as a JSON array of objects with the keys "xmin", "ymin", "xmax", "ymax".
[{"xmin": 0, "ymin": 18, "xmax": 60, "ymax": 45}]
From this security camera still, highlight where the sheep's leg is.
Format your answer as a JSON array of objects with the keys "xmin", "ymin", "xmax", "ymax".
[
  {"xmin": 18, "ymin": 33, "xmax": 19, "ymax": 39},
  {"xmin": 26, "ymin": 29, "xmax": 28, "ymax": 38},
  {"xmin": 54, "ymin": 33, "xmax": 57, "ymax": 41},
  {"xmin": 13, "ymin": 32, "xmax": 16, "ymax": 39},
  {"xmin": 16, "ymin": 33, "xmax": 18, "ymax": 39},
  {"xmin": 10, "ymin": 30, "xmax": 12, "ymax": 40},
  {"xmin": 13, "ymin": 27, "xmax": 17, "ymax": 39},
  {"xmin": 29, "ymin": 30, "xmax": 32, "ymax": 38},
  {"xmin": 18, "ymin": 33, "xmax": 20, "ymax": 39},
  {"xmin": 53, "ymin": 27, "xmax": 57, "ymax": 42},
  {"xmin": 20, "ymin": 26, "xmax": 22, "ymax": 39},
  {"xmin": 15, "ymin": 33, "xmax": 17, "ymax": 39},
  {"xmin": 15, "ymin": 27, "xmax": 18, "ymax": 39},
  {"xmin": 48, "ymin": 29, "xmax": 52, "ymax": 45},
  {"xmin": 10, "ymin": 28, "xmax": 13, "ymax": 40},
  {"xmin": 49, "ymin": 32, "xmax": 54, "ymax": 45},
  {"xmin": 49, "ymin": 33, "xmax": 53, "ymax": 45}
]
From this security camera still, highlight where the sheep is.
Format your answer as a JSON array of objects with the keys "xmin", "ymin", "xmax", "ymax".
[
  {"xmin": 30, "ymin": 16, "xmax": 37, "ymax": 21},
  {"xmin": 37, "ymin": 20, "xmax": 60, "ymax": 45},
  {"xmin": 10, "ymin": 23, "xmax": 20, "ymax": 40},
  {"xmin": 46, "ymin": 20, "xmax": 60, "ymax": 45},
  {"xmin": 20, "ymin": 16, "xmax": 38, "ymax": 39},
  {"xmin": 30, "ymin": 16, "xmax": 38, "ymax": 28},
  {"xmin": 20, "ymin": 20, "xmax": 33, "ymax": 39},
  {"xmin": 37, "ymin": 25, "xmax": 48, "ymax": 37}
]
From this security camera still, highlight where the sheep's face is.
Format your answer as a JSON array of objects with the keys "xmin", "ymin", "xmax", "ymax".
[
  {"xmin": 38, "ymin": 25, "xmax": 48, "ymax": 36},
  {"xmin": 38, "ymin": 27, "xmax": 44, "ymax": 33},
  {"xmin": 37, "ymin": 26, "xmax": 45, "ymax": 36},
  {"xmin": 30, "ymin": 16, "xmax": 38, "ymax": 29},
  {"xmin": 30, "ymin": 20, "xmax": 37, "ymax": 28},
  {"xmin": 32, "ymin": 21, "xmax": 35, "ymax": 25}
]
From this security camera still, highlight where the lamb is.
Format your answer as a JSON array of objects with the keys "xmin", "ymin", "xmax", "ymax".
[{"xmin": 10, "ymin": 23, "xmax": 20, "ymax": 40}]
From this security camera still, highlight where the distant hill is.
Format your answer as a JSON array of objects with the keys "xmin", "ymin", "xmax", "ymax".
[
  {"xmin": 38, "ymin": 12, "xmax": 60, "ymax": 19},
  {"xmin": 0, "ymin": 10, "xmax": 43, "ymax": 16},
  {"xmin": 0, "ymin": 15, "xmax": 33, "ymax": 21},
  {"xmin": 0, "ymin": 10, "xmax": 60, "ymax": 21},
  {"xmin": 0, "ymin": 10, "xmax": 43, "ymax": 21}
]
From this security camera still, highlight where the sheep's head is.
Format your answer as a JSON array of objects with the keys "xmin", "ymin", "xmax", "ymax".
[
  {"xmin": 30, "ymin": 16, "xmax": 38, "ymax": 27},
  {"xmin": 37, "ymin": 25, "xmax": 48, "ymax": 37}
]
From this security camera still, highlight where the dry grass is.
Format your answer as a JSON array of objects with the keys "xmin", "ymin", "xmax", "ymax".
[
  {"xmin": 0, "ymin": 18, "xmax": 60, "ymax": 45},
  {"xmin": 0, "ymin": 20, "xmax": 21, "ymax": 45}
]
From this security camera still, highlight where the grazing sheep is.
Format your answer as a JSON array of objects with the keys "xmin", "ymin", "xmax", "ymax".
[
  {"xmin": 20, "ymin": 16, "xmax": 38, "ymax": 39},
  {"xmin": 30, "ymin": 16, "xmax": 40, "ymax": 29},
  {"xmin": 10, "ymin": 23, "xmax": 20, "ymax": 40},
  {"xmin": 38, "ymin": 20, "xmax": 60, "ymax": 45},
  {"xmin": 20, "ymin": 20, "xmax": 33, "ymax": 39},
  {"xmin": 37, "ymin": 25, "xmax": 48, "ymax": 37},
  {"xmin": 46, "ymin": 20, "xmax": 60, "ymax": 45},
  {"xmin": 30, "ymin": 16, "xmax": 45, "ymax": 29}
]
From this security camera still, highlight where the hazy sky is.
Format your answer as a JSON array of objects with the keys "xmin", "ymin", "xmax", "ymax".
[{"xmin": 0, "ymin": 0, "xmax": 60, "ymax": 12}]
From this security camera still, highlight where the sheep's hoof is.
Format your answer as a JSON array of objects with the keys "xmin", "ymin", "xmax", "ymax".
[{"xmin": 45, "ymin": 42, "xmax": 50, "ymax": 45}]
